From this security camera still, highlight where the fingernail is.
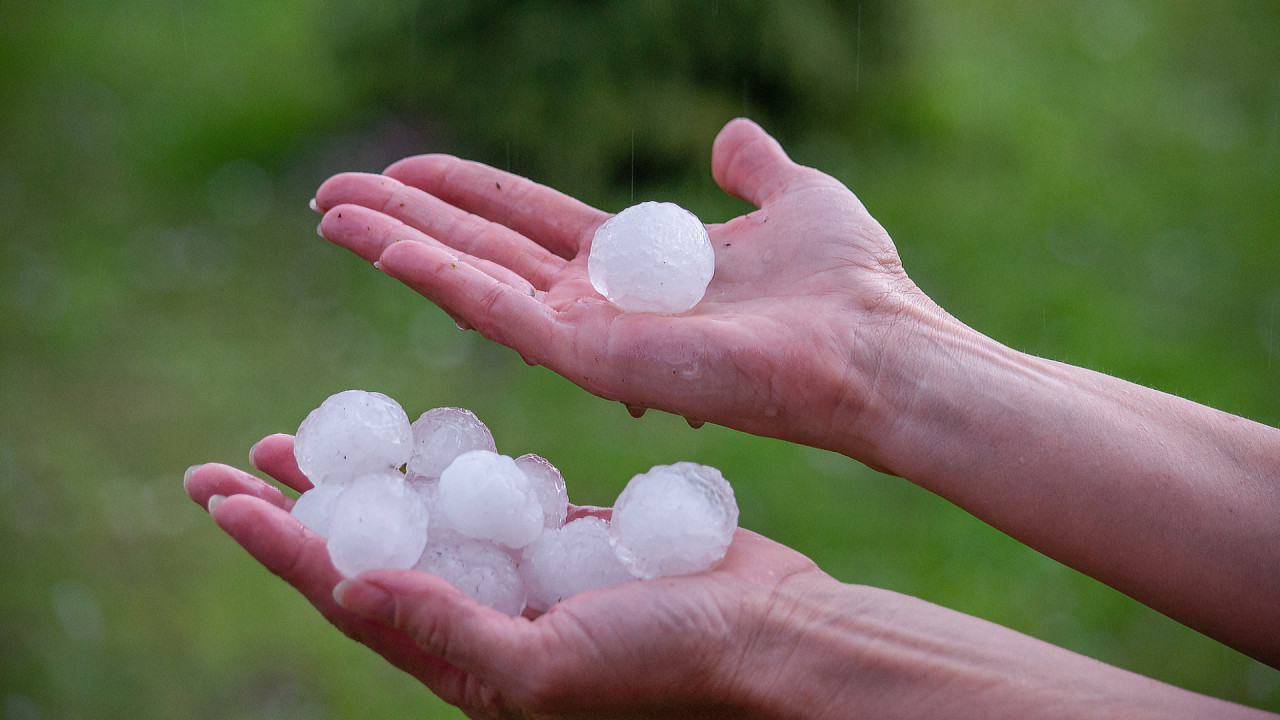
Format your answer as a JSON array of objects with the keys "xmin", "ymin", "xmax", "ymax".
[
  {"xmin": 183, "ymin": 464, "xmax": 200, "ymax": 491},
  {"xmin": 315, "ymin": 222, "xmax": 324, "ymax": 237},
  {"xmin": 372, "ymin": 261, "xmax": 383, "ymax": 271},
  {"xmin": 333, "ymin": 579, "xmax": 394, "ymax": 621},
  {"xmin": 309, "ymin": 197, "xmax": 319, "ymax": 212},
  {"xmin": 207, "ymin": 494, "xmax": 227, "ymax": 516},
  {"xmin": 248, "ymin": 441, "xmax": 261, "ymax": 467}
]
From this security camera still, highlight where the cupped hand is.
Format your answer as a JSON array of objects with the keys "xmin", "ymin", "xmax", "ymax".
[
  {"xmin": 184, "ymin": 435, "xmax": 829, "ymax": 719},
  {"xmin": 313, "ymin": 118, "xmax": 933, "ymax": 453}
]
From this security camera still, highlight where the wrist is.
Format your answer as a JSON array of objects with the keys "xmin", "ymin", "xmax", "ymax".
[
  {"xmin": 722, "ymin": 575, "xmax": 1005, "ymax": 720},
  {"xmin": 812, "ymin": 282, "xmax": 973, "ymax": 473},
  {"xmin": 715, "ymin": 571, "xmax": 852, "ymax": 719},
  {"xmin": 826, "ymin": 286, "xmax": 1280, "ymax": 663},
  {"xmin": 721, "ymin": 576, "xmax": 1269, "ymax": 720}
]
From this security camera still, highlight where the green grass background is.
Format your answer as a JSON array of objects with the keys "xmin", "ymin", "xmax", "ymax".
[{"xmin": 2, "ymin": 1, "xmax": 1278, "ymax": 717}]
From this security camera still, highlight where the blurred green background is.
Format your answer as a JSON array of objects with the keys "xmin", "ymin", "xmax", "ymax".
[{"xmin": 2, "ymin": 0, "xmax": 1278, "ymax": 717}]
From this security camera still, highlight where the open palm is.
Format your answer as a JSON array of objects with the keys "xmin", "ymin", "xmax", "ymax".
[
  {"xmin": 184, "ymin": 434, "xmax": 828, "ymax": 719},
  {"xmin": 315, "ymin": 118, "xmax": 925, "ymax": 449}
]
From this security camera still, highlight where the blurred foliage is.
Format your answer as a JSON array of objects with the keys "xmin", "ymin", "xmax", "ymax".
[
  {"xmin": 332, "ymin": 1, "xmax": 906, "ymax": 208},
  {"xmin": 1, "ymin": 0, "xmax": 1278, "ymax": 718}
]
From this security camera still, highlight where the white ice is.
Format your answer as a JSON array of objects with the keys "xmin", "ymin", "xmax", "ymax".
[
  {"xmin": 414, "ymin": 530, "xmax": 526, "ymax": 617},
  {"xmin": 521, "ymin": 516, "xmax": 637, "ymax": 612},
  {"xmin": 587, "ymin": 201, "xmax": 714, "ymax": 314},
  {"xmin": 514, "ymin": 453, "xmax": 569, "ymax": 529},
  {"xmin": 406, "ymin": 407, "xmax": 497, "ymax": 481},
  {"xmin": 290, "ymin": 483, "xmax": 348, "ymax": 539},
  {"xmin": 326, "ymin": 472, "xmax": 429, "ymax": 577},
  {"xmin": 609, "ymin": 462, "xmax": 738, "ymax": 579},
  {"xmin": 405, "ymin": 474, "xmax": 450, "ymax": 533},
  {"xmin": 438, "ymin": 450, "xmax": 544, "ymax": 549},
  {"xmin": 290, "ymin": 391, "xmax": 738, "ymax": 594},
  {"xmin": 293, "ymin": 390, "xmax": 413, "ymax": 486}
]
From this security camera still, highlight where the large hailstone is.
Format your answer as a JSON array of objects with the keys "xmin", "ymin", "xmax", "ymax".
[
  {"xmin": 293, "ymin": 390, "xmax": 413, "ymax": 485},
  {"xmin": 414, "ymin": 530, "xmax": 527, "ymax": 617},
  {"xmin": 609, "ymin": 462, "xmax": 738, "ymax": 579},
  {"xmin": 514, "ymin": 453, "xmax": 569, "ymax": 529},
  {"xmin": 587, "ymin": 201, "xmax": 714, "ymax": 314},
  {"xmin": 325, "ymin": 472, "xmax": 429, "ymax": 577},
  {"xmin": 437, "ymin": 450, "xmax": 544, "ymax": 549},
  {"xmin": 406, "ymin": 407, "xmax": 497, "ymax": 482},
  {"xmin": 290, "ymin": 483, "xmax": 348, "ymax": 539},
  {"xmin": 521, "ymin": 516, "xmax": 637, "ymax": 612}
]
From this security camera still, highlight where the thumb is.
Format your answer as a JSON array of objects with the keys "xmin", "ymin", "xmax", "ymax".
[
  {"xmin": 334, "ymin": 570, "xmax": 532, "ymax": 679},
  {"xmin": 711, "ymin": 117, "xmax": 811, "ymax": 209}
]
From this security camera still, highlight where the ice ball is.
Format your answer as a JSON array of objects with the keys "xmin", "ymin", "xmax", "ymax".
[
  {"xmin": 610, "ymin": 462, "xmax": 738, "ymax": 579},
  {"xmin": 514, "ymin": 453, "xmax": 569, "ymax": 529},
  {"xmin": 294, "ymin": 390, "xmax": 413, "ymax": 485},
  {"xmin": 521, "ymin": 516, "xmax": 637, "ymax": 612},
  {"xmin": 405, "ymin": 474, "xmax": 451, "ymax": 533},
  {"xmin": 438, "ymin": 450, "xmax": 544, "ymax": 549},
  {"xmin": 406, "ymin": 407, "xmax": 497, "ymax": 481},
  {"xmin": 290, "ymin": 483, "xmax": 348, "ymax": 539},
  {"xmin": 587, "ymin": 201, "xmax": 714, "ymax": 314},
  {"xmin": 326, "ymin": 472, "xmax": 429, "ymax": 577},
  {"xmin": 414, "ymin": 531, "xmax": 526, "ymax": 617}
]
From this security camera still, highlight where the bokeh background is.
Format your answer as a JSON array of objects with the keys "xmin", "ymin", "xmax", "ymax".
[{"xmin": 2, "ymin": 1, "xmax": 1278, "ymax": 717}]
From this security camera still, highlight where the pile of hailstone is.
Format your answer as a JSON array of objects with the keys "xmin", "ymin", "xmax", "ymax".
[
  {"xmin": 290, "ymin": 390, "xmax": 739, "ymax": 616},
  {"xmin": 588, "ymin": 201, "xmax": 715, "ymax": 314}
]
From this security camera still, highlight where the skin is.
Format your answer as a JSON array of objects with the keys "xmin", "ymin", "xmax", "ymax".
[
  {"xmin": 186, "ymin": 443, "xmax": 1269, "ymax": 719},
  {"xmin": 186, "ymin": 118, "xmax": 1280, "ymax": 717}
]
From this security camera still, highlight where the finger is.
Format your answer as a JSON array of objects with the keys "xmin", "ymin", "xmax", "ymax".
[
  {"xmin": 384, "ymin": 154, "xmax": 608, "ymax": 261},
  {"xmin": 566, "ymin": 504, "xmax": 612, "ymax": 522},
  {"xmin": 183, "ymin": 463, "xmax": 292, "ymax": 510},
  {"xmin": 323, "ymin": 204, "xmax": 538, "ymax": 294},
  {"xmin": 335, "ymin": 569, "xmax": 541, "ymax": 694},
  {"xmin": 317, "ymin": 202, "xmax": 413, "ymax": 264},
  {"xmin": 710, "ymin": 117, "xmax": 813, "ymax": 209},
  {"xmin": 316, "ymin": 173, "xmax": 568, "ymax": 289},
  {"xmin": 212, "ymin": 493, "xmax": 335, "ymax": 594},
  {"xmin": 249, "ymin": 434, "xmax": 312, "ymax": 493},
  {"xmin": 211, "ymin": 495, "xmax": 477, "ymax": 703},
  {"xmin": 376, "ymin": 239, "xmax": 564, "ymax": 367}
]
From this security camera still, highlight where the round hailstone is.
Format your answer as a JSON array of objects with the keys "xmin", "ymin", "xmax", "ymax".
[
  {"xmin": 587, "ymin": 201, "xmax": 714, "ymax": 315},
  {"xmin": 438, "ymin": 450, "xmax": 544, "ymax": 549},
  {"xmin": 293, "ymin": 390, "xmax": 413, "ymax": 486},
  {"xmin": 406, "ymin": 407, "xmax": 497, "ymax": 481},
  {"xmin": 290, "ymin": 483, "xmax": 348, "ymax": 539},
  {"xmin": 326, "ymin": 472, "xmax": 429, "ymax": 577},
  {"xmin": 610, "ymin": 462, "xmax": 738, "ymax": 579},
  {"xmin": 414, "ymin": 531, "xmax": 526, "ymax": 617},
  {"xmin": 405, "ymin": 475, "xmax": 451, "ymax": 532},
  {"xmin": 521, "ymin": 516, "xmax": 637, "ymax": 612},
  {"xmin": 514, "ymin": 453, "xmax": 569, "ymax": 529}
]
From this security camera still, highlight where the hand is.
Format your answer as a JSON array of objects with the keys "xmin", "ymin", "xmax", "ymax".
[
  {"xmin": 310, "ymin": 117, "xmax": 1280, "ymax": 668},
  {"xmin": 313, "ymin": 118, "xmax": 933, "ymax": 457},
  {"xmin": 183, "ymin": 434, "xmax": 831, "ymax": 719},
  {"xmin": 185, "ymin": 438, "xmax": 1268, "ymax": 719}
]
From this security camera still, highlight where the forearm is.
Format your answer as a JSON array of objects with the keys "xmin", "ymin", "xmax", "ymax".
[
  {"xmin": 733, "ymin": 578, "xmax": 1274, "ymax": 719},
  {"xmin": 843, "ymin": 300, "xmax": 1280, "ymax": 663}
]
